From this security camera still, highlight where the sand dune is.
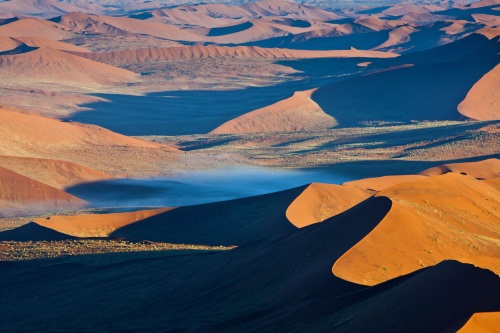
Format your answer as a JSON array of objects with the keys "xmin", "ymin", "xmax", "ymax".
[
  {"xmin": 0, "ymin": 47, "xmax": 138, "ymax": 86},
  {"xmin": 343, "ymin": 174, "xmax": 428, "ymax": 191},
  {"xmin": 285, "ymin": 182, "xmax": 372, "ymax": 227},
  {"xmin": 472, "ymin": 13, "xmax": 500, "ymax": 26},
  {"xmin": 14, "ymin": 36, "xmax": 90, "ymax": 53},
  {"xmin": 0, "ymin": 156, "xmax": 112, "ymax": 190},
  {"xmin": 355, "ymin": 16, "xmax": 404, "ymax": 31},
  {"xmin": 458, "ymin": 312, "xmax": 500, "ymax": 332},
  {"xmin": 72, "ymin": 45, "xmax": 397, "ymax": 66},
  {"xmin": 374, "ymin": 25, "xmax": 418, "ymax": 50},
  {"xmin": 333, "ymin": 173, "xmax": 500, "ymax": 285},
  {"xmin": 469, "ymin": 0, "xmax": 500, "ymax": 8},
  {"xmin": 211, "ymin": 89, "xmax": 337, "ymax": 134},
  {"xmin": 0, "ymin": 36, "xmax": 23, "ymax": 52},
  {"xmin": 52, "ymin": 12, "xmax": 203, "ymax": 42},
  {"xmin": 0, "ymin": 17, "xmax": 73, "ymax": 40},
  {"xmin": 34, "ymin": 208, "xmax": 174, "ymax": 237},
  {"xmin": 0, "ymin": 166, "xmax": 87, "ymax": 217},
  {"xmin": 458, "ymin": 64, "xmax": 500, "ymax": 120},
  {"xmin": 420, "ymin": 158, "xmax": 500, "ymax": 179},
  {"xmin": 0, "ymin": 108, "xmax": 163, "ymax": 158},
  {"xmin": 0, "ymin": 0, "xmax": 87, "ymax": 18}
]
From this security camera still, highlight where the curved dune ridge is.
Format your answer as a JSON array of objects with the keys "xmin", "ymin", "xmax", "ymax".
[
  {"xmin": 0, "ymin": 17, "xmax": 73, "ymax": 40},
  {"xmin": 34, "ymin": 208, "xmax": 174, "ymax": 238},
  {"xmin": 0, "ymin": 108, "xmax": 164, "ymax": 157},
  {"xmin": 0, "ymin": 47, "xmax": 138, "ymax": 86},
  {"xmin": 0, "ymin": 156, "xmax": 112, "ymax": 190},
  {"xmin": 333, "ymin": 172, "xmax": 500, "ymax": 285},
  {"xmin": 420, "ymin": 158, "xmax": 500, "ymax": 179},
  {"xmin": 458, "ymin": 312, "xmax": 500, "ymax": 332},
  {"xmin": 0, "ymin": 35, "xmax": 23, "ymax": 52},
  {"xmin": 14, "ymin": 36, "xmax": 90, "ymax": 53},
  {"xmin": 458, "ymin": 64, "xmax": 500, "ymax": 120},
  {"xmin": 0, "ymin": 166, "xmax": 87, "ymax": 217},
  {"xmin": 374, "ymin": 25, "xmax": 418, "ymax": 50},
  {"xmin": 71, "ymin": 45, "xmax": 398, "ymax": 66},
  {"xmin": 211, "ymin": 89, "xmax": 337, "ymax": 134},
  {"xmin": 285, "ymin": 182, "xmax": 372, "ymax": 227}
]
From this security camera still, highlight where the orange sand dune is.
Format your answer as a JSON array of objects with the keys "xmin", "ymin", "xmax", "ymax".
[
  {"xmin": 0, "ymin": 108, "xmax": 164, "ymax": 158},
  {"xmin": 34, "ymin": 208, "xmax": 174, "ymax": 238},
  {"xmin": 0, "ymin": 166, "xmax": 87, "ymax": 217},
  {"xmin": 73, "ymin": 45, "xmax": 397, "ymax": 66},
  {"xmin": 472, "ymin": 13, "xmax": 500, "ymax": 27},
  {"xmin": 0, "ymin": 36, "xmax": 23, "ymax": 52},
  {"xmin": 211, "ymin": 89, "xmax": 337, "ymax": 134},
  {"xmin": 333, "ymin": 173, "xmax": 500, "ymax": 285},
  {"xmin": 458, "ymin": 64, "xmax": 500, "ymax": 120},
  {"xmin": 14, "ymin": 36, "xmax": 90, "ymax": 53},
  {"xmin": 458, "ymin": 312, "xmax": 500, "ymax": 332},
  {"xmin": 54, "ymin": 12, "xmax": 203, "ymax": 42},
  {"xmin": 470, "ymin": 0, "xmax": 500, "ymax": 8},
  {"xmin": 343, "ymin": 174, "xmax": 428, "ymax": 191},
  {"xmin": 382, "ymin": 3, "xmax": 444, "ymax": 16},
  {"xmin": 374, "ymin": 25, "xmax": 418, "ymax": 51},
  {"xmin": 355, "ymin": 16, "xmax": 404, "ymax": 31},
  {"xmin": 476, "ymin": 26, "xmax": 500, "ymax": 39},
  {"xmin": 420, "ymin": 158, "xmax": 500, "ymax": 179},
  {"xmin": 0, "ymin": 156, "xmax": 112, "ymax": 190},
  {"xmin": 0, "ymin": 17, "xmax": 73, "ymax": 40},
  {"xmin": 0, "ymin": 47, "xmax": 138, "ymax": 86},
  {"xmin": 286, "ymin": 182, "xmax": 372, "ymax": 227}
]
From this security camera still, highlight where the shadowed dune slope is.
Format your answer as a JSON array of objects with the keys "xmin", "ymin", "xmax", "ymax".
[
  {"xmin": 0, "ymin": 47, "xmax": 138, "ymax": 86},
  {"xmin": 211, "ymin": 89, "xmax": 337, "ymax": 134},
  {"xmin": 285, "ymin": 182, "xmax": 372, "ymax": 227},
  {"xmin": 333, "ymin": 173, "xmax": 500, "ymax": 286},
  {"xmin": 458, "ymin": 64, "xmax": 500, "ymax": 120},
  {"xmin": 14, "ymin": 36, "xmax": 90, "ymax": 53},
  {"xmin": 108, "ymin": 186, "xmax": 305, "ymax": 246},
  {"xmin": 71, "ymin": 45, "xmax": 397, "ymax": 66},
  {"xmin": 0, "ymin": 222, "xmax": 75, "ymax": 241},
  {"xmin": 311, "ymin": 34, "xmax": 500, "ymax": 124},
  {"xmin": 458, "ymin": 312, "xmax": 500, "ymax": 333},
  {"xmin": 34, "ymin": 208, "xmax": 174, "ymax": 238},
  {"xmin": 0, "ymin": 166, "xmax": 87, "ymax": 218},
  {"xmin": 0, "ymin": 156, "xmax": 112, "ymax": 190}
]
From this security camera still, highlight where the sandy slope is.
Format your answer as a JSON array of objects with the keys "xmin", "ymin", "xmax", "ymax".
[
  {"xmin": 0, "ymin": 47, "xmax": 138, "ymax": 86},
  {"xmin": 0, "ymin": 36, "xmax": 23, "ymax": 52},
  {"xmin": 333, "ymin": 173, "xmax": 500, "ymax": 285},
  {"xmin": 285, "ymin": 182, "xmax": 372, "ymax": 227},
  {"xmin": 14, "ymin": 36, "xmax": 90, "ymax": 53},
  {"xmin": 0, "ymin": 18, "xmax": 73, "ymax": 40},
  {"xmin": 0, "ymin": 156, "xmax": 112, "ymax": 190},
  {"xmin": 211, "ymin": 89, "xmax": 337, "ymax": 134},
  {"xmin": 343, "ymin": 175, "xmax": 428, "ymax": 191},
  {"xmin": 0, "ymin": 166, "xmax": 87, "ymax": 217},
  {"xmin": 458, "ymin": 312, "xmax": 500, "ymax": 332},
  {"xmin": 458, "ymin": 64, "xmax": 500, "ymax": 120},
  {"xmin": 374, "ymin": 25, "xmax": 418, "ymax": 50},
  {"xmin": 72, "ymin": 45, "xmax": 397, "ymax": 66},
  {"xmin": 34, "ymin": 208, "xmax": 174, "ymax": 237},
  {"xmin": 420, "ymin": 158, "xmax": 500, "ymax": 179}
]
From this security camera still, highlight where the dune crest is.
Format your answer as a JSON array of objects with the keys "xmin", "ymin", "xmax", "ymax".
[
  {"xmin": 34, "ymin": 208, "xmax": 174, "ymax": 237},
  {"xmin": 333, "ymin": 173, "xmax": 500, "ymax": 286},
  {"xmin": 211, "ymin": 89, "xmax": 337, "ymax": 134},
  {"xmin": 458, "ymin": 64, "xmax": 500, "ymax": 120},
  {"xmin": 0, "ymin": 166, "xmax": 87, "ymax": 217},
  {"xmin": 0, "ymin": 47, "xmax": 138, "ymax": 86},
  {"xmin": 458, "ymin": 312, "xmax": 500, "ymax": 332},
  {"xmin": 420, "ymin": 158, "xmax": 500, "ymax": 179},
  {"xmin": 286, "ymin": 182, "xmax": 372, "ymax": 227}
]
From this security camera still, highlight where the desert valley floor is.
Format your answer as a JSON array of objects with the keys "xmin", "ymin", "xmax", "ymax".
[{"xmin": 0, "ymin": 0, "xmax": 499, "ymax": 331}]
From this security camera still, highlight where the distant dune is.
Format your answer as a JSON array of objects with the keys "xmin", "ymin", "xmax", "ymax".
[
  {"xmin": 0, "ymin": 166, "xmax": 87, "ymax": 217},
  {"xmin": 458, "ymin": 64, "xmax": 500, "ymax": 120},
  {"xmin": 211, "ymin": 89, "xmax": 337, "ymax": 134},
  {"xmin": 0, "ymin": 47, "xmax": 138, "ymax": 86},
  {"xmin": 34, "ymin": 208, "xmax": 174, "ymax": 237},
  {"xmin": 0, "ymin": 156, "xmax": 112, "ymax": 190},
  {"xmin": 0, "ymin": 18, "xmax": 73, "ymax": 40},
  {"xmin": 71, "ymin": 45, "xmax": 398, "ymax": 66}
]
